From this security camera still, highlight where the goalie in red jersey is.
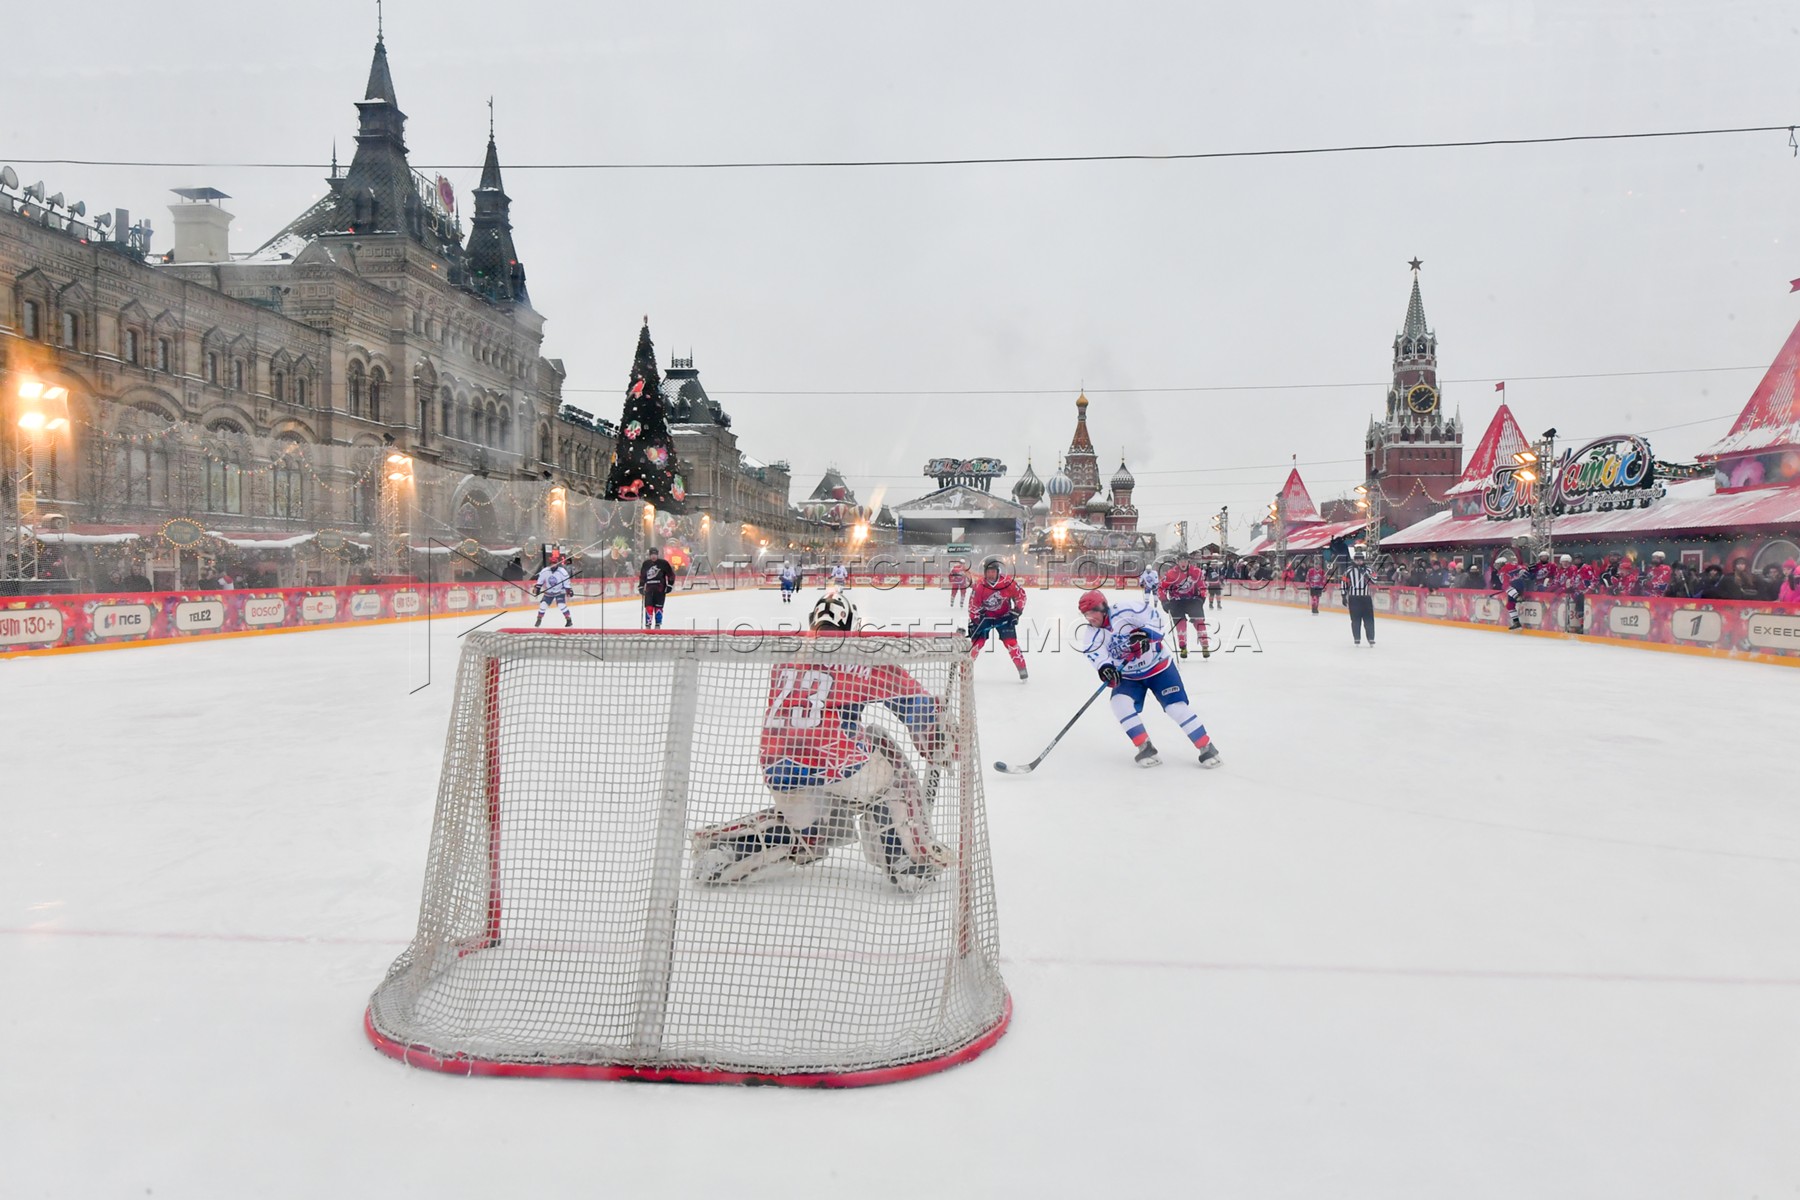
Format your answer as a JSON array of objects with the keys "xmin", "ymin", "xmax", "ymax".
[{"xmin": 690, "ymin": 591, "xmax": 954, "ymax": 893}]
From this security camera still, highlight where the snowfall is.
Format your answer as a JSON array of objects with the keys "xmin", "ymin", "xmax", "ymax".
[{"xmin": 4, "ymin": 583, "xmax": 1797, "ymax": 1199}]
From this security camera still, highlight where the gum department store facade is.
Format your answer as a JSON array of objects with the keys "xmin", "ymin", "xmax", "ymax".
[{"xmin": 0, "ymin": 34, "xmax": 799, "ymax": 591}]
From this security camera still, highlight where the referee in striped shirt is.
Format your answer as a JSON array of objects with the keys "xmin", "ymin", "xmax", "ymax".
[{"xmin": 1341, "ymin": 546, "xmax": 1376, "ymax": 646}]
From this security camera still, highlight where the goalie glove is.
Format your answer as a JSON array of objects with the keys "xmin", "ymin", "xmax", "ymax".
[{"xmin": 1098, "ymin": 663, "xmax": 1121, "ymax": 689}]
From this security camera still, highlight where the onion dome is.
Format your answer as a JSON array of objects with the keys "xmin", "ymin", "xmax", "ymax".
[
  {"xmin": 1011, "ymin": 461, "xmax": 1045, "ymax": 505},
  {"xmin": 1046, "ymin": 470, "xmax": 1074, "ymax": 497},
  {"xmin": 1110, "ymin": 459, "xmax": 1135, "ymax": 490}
]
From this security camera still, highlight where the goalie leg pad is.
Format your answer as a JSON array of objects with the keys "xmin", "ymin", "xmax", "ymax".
[{"xmin": 691, "ymin": 808, "xmax": 830, "ymax": 886}]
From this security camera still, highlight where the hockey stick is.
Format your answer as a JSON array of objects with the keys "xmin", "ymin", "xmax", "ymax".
[{"xmin": 993, "ymin": 684, "xmax": 1108, "ymax": 775}]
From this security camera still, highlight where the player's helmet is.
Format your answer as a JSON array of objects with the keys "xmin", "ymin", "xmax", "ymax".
[
  {"xmin": 808, "ymin": 592, "xmax": 856, "ymax": 632},
  {"xmin": 983, "ymin": 557, "xmax": 1002, "ymax": 578},
  {"xmin": 1538, "ymin": 550, "xmax": 1551, "ymax": 562},
  {"xmin": 1651, "ymin": 550, "xmax": 1666, "ymax": 561},
  {"xmin": 549, "ymin": 549, "xmax": 563, "ymax": 565},
  {"xmin": 1559, "ymin": 554, "xmax": 1573, "ymax": 565},
  {"xmin": 1077, "ymin": 589, "xmax": 1109, "ymax": 618}
]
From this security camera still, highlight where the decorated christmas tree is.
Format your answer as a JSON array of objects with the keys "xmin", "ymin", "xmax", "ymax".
[{"xmin": 604, "ymin": 319, "xmax": 686, "ymax": 509}]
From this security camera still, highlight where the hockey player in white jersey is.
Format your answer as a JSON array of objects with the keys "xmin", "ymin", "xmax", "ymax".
[
  {"xmin": 829, "ymin": 563, "xmax": 851, "ymax": 590},
  {"xmin": 532, "ymin": 550, "xmax": 574, "ymax": 627},
  {"xmin": 1139, "ymin": 564, "xmax": 1160, "ymax": 598},
  {"xmin": 1074, "ymin": 589, "xmax": 1221, "ymax": 769}
]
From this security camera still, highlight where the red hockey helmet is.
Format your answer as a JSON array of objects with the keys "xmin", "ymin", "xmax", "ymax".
[
  {"xmin": 1077, "ymin": 589, "xmax": 1109, "ymax": 617},
  {"xmin": 549, "ymin": 549, "xmax": 563, "ymax": 564}
]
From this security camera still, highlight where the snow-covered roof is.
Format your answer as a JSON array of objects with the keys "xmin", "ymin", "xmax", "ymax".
[
  {"xmin": 1241, "ymin": 517, "xmax": 1366, "ymax": 557},
  {"xmin": 207, "ymin": 531, "xmax": 318, "ymax": 550},
  {"xmin": 1698, "ymin": 314, "xmax": 1800, "ymax": 462},
  {"xmin": 893, "ymin": 484, "xmax": 1028, "ymax": 520},
  {"xmin": 25, "ymin": 527, "xmax": 141, "ymax": 545},
  {"xmin": 1381, "ymin": 477, "xmax": 1800, "ymax": 547}
]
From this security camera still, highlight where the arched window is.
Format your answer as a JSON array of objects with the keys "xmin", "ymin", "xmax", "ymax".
[
  {"xmin": 231, "ymin": 359, "xmax": 245, "ymax": 390},
  {"xmin": 295, "ymin": 377, "xmax": 307, "ymax": 407},
  {"xmin": 272, "ymin": 370, "xmax": 286, "ymax": 402},
  {"xmin": 441, "ymin": 387, "xmax": 454, "ymax": 441},
  {"xmin": 347, "ymin": 361, "xmax": 367, "ymax": 418},
  {"xmin": 206, "ymin": 456, "xmax": 243, "ymax": 514},
  {"xmin": 270, "ymin": 444, "xmax": 305, "ymax": 519},
  {"xmin": 22, "ymin": 300, "xmax": 40, "ymax": 339},
  {"xmin": 498, "ymin": 406, "xmax": 512, "ymax": 451},
  {"xmin": 123, "ymin": 329, "xmax": 140, "ymax": 365},
  {"xmin": 417, "ymin": 388, "xmax": 430, "ymax": 442},
  {"xmin": 155, "ymin": 338, "xmax": 170, "ymax": 372},
  {"xmin": 207, "ymin": 352, "xmax": 219, "ymax": 384},
  {"xmin": 368, "ymin": 367, "xmax": 386, "ymax": 424},
  {"xmin": 457, "ymin": 398, "xmax": 469, "ymax": 441},
  {"xmin": 60, "ymin": 311, "xmax": 78, "ymax": 349},
  {"xmin": 539, "ymin": 426, "xmax": 552, "ymax": 464},
  {"xmin": 485, "ymin": 403, "xmax": 498, "ymax": 447}
]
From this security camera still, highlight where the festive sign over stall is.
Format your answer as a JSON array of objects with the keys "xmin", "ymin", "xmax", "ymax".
[{"xmin": 1484, "ymin": 434, "xmax": 1662, "ymax": 520}]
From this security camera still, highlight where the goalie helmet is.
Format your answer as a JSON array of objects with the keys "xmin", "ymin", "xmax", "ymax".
[
  {"xmin": 808, "ymin": 591, "xmax": 856, "ymax": 632},
  {"xmin": 1077, "ymin": 589, "xmax": 1109, "ymax": 618}
]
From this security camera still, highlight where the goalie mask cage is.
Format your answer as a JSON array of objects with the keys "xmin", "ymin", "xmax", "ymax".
[{"xmin": 365, "ymin": 628, "xmax": 1010, "ymax": 1086}]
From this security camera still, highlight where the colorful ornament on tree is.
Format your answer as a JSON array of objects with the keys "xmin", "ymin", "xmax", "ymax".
[
  {"xmin": 671, "ymin": 474, "xmax": 687, "ymax": 502},
  {"xmin": 645, "ymin": 445, "xmax": 668, "ymax": 468},
  {"xmin": 625, "ymin": 420, "xmax": 641, "ymax": 441}
]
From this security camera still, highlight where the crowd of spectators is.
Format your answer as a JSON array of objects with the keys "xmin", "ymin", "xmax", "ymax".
[{"xmin": 1252, "ymin": 550, "xmax": 1800, "ymax": 603}]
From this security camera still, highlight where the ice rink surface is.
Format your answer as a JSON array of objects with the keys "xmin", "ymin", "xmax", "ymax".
[{"xmin": 5, "ymin": 583, "xmax": 1798, "ymax": 1199}]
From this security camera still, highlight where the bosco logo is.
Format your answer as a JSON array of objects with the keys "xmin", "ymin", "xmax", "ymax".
[{"xmin": 243, "ymin": 597, "xmax": 287, "ymax": 627}]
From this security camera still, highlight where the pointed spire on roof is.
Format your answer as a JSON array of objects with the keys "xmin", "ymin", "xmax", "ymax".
[
  {"xmin": 466, "ymin": 114, "xmax": 528, "ymax": 306},
  {"xmin": 1445, "ymin": 403, "xmax": 1529, "ymax": 496},
  {"xmin": 1698, "ymin": 312, "xmax": 1800, "ymax": 463},
  {"xmin": 1401, "ymin": 273, "xmax": 1430, "ymax": 341},
  {"xmin": 1277, "ymin": 468, "xmax": 1322, "ymax": 523},
  {"xmin": 479, "ymin": 132, "xmax": 504, "ymax": 191},
  {"xmin": 364, "ymin": 30, "xmax": 398, "ymax": 105}
]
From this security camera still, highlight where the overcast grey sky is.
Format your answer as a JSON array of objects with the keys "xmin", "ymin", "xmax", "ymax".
[{"xmin": 6, "ymin": 0, "xmax": 1797, "ymax": 542}]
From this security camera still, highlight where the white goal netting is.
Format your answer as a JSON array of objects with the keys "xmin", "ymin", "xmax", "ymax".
[{"xmin": 365, "ymin": 628, "xmax": 1009, "ymax": 1085}]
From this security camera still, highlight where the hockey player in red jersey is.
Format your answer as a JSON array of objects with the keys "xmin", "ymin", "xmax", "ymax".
[
  {"xmin": 1495, "ymin": 550, "xmax": 1528, "ymax": 629},
  {"xmin": 690, "ymin": 591, "xmax": 953, "ymax": 893},
  {"xmin": 968, "ymin": 558, "xmax": 1029, "ymax": 680},
  {"xmin": 1157, "ymin": 552, "xmax": 1211, "ymax": 659},
  {"xmin": 1644, "ymin": 551, "xmax": 1673, "ymax": 596},
  {"xmin": 946, "ymin": 560, "xmax": 970, "ymax": 608},
  {"xmin": 1305, "ymin": 560, "xmax": 1326, "ymax": 614}
]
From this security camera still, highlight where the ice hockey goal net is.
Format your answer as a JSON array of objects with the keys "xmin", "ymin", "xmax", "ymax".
[{"xmin": 365, "ymin": 627, "xmax": 1010, "ymax": 1086}]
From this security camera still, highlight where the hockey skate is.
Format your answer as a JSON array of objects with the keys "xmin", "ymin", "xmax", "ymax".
[
  {"xmin": 1016, "ymin": 664, "xmax": 1029, "ymax": 681},
  {"xmin": 1177, "ymin": 644, "xmax": 1188, "ymax": 659},
  {"xmin": 1134, "ymin": 742, "xmax": 1162, "ymax": 768},
  {"xmin": 1508, "ymin": 614, "xmax": 1521, "ymax": 630},
  {"xmin": 564, "ymin": 613, "xmax": 574, "ymax": 628},
  {"xmin": 534, "ymin": 613, "xmax": 544, "ymax": 628},
  {"xmin": 1197, "ymin": 744, "xmax": 1221, "ymax": 769}
]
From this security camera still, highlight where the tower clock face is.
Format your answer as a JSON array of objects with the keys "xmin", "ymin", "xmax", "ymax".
[{"xmin": 1406, "ymin": 384, "xmax": 1439, "ymax": 415}]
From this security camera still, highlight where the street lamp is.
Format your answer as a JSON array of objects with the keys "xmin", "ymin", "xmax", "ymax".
[
  {"xmin": 4, "ymin": 375, "xmax": 74, "ymax": 585},
  {"xmin": 378, "ymin": 453, "xmax": 413, "ymax": 577}
]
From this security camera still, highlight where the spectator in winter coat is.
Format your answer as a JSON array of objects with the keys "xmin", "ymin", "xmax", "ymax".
[
  {"xmin": 1455, "ymin": 562, "xmax": 1485, "ymax": 590},
  {"xmin": 1425, "ymin": 561, "xmax": 1449, "ymax": 590},
  {"xmin": 1719, "ymin": 560, "xmax": 1764, "ymax": 601},
  {"xmin": 1697, "ymin": 563, "xmax": 1726, "ymax": 598},
  {"xmin": 1665, "ymin": 566, "xmax": 1701, "ymax": 598},
  {"xmin": 1779, "ymin": 560, "xmax": 1800, "ymax": 605},
  {"xmin": 1760, "ymin": 564, "xmax": 1786, "ymax": 600}
]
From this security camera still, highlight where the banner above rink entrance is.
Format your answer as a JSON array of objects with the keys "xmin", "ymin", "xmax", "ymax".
[{"xmin": 1484, "ymin": 434, "xmax": 1663, "ymax": 521}]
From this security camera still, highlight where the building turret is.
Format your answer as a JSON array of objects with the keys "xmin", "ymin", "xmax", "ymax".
[
  {"xmin": 1011, "ymin": 459, "xmax": 1045, "ymax": 506},
  {"xmin": 464, "ymin": 126, "xmax": 529, "ymax": 306}
]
